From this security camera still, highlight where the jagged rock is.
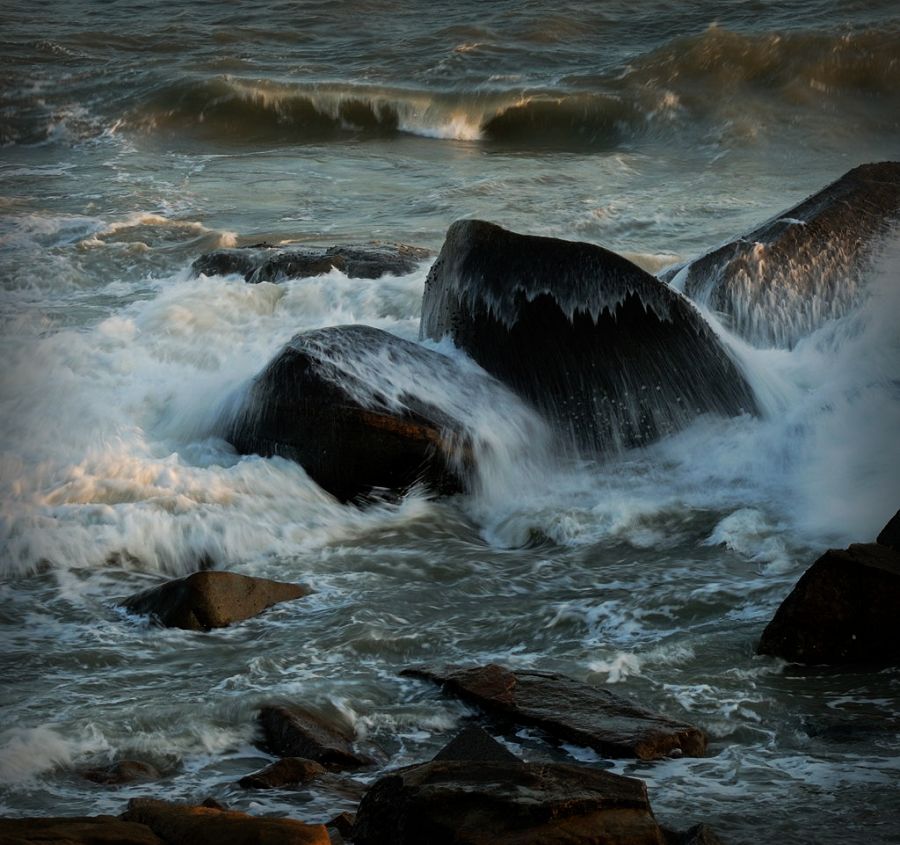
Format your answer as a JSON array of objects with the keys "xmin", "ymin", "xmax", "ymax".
[
  {"xmin": 432, "ymin": 724, "xmax": 519, "ymax": 762},
  {"xmin": 403, "ymin": 664, "xmax": 706, "ymax": 760},
  {"xmin": 239, "ymin": 757, "xmax": 326, "ymax": 789},
  {"xmin": 661, "ymin": 162, "xmax": 900, "ymax": 347},
  {"xmin": 222, "ymin": 324, "xmax": 529, "ymax": 501},
  {"xmin": 420, "ymin": 219, "xmax": 756, "ymax": 452},
  {"xmin": 258, "ymin": 705, "xmax": 371, "ymax": 769},
  {"xmin": 757, "ymin": 538, "xmax": 900, "ymax": 665},
  {"xmin": 81, "ymin": 759, "xmax": 160, "ymax": 785},
  {"xmin": 0, "ymin": 816, "xmax": 163, "ymax": 844},
  {"xmin": 192, "ymin": 242, "xmax": 431, "ymax": 282},
  {"xmin": 121, "ymin": 571, "xmax": 310, "ymax": 631},
  {"xmin": 351, "ymin": 759, "xmax": 665, "ymax": 845},
  {"xmin": 877, "ymin": 509, "xmax": 900, "ymax": 552},
  {"xmin": 121, "ymin": 798, "xmax": 329, "ymax": 844}
]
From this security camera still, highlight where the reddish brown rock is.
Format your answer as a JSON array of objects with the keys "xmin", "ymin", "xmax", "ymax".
[
  {"xmin": 0, "ymin": 815, "xmax": 163, "ymax": 844},
  {"xmin": 757, "ymin": 540, "xmax": 900, "ymax": 664},
  {"xmin": 82, "ymin": 759, "xmax": 160, "ymax": 785},
  {"xmin": 258, "ymin": 705, "xmax": 371, "ymax": 769},
  {"xmin": 239, "ymin": 757, "xmax": 326, "ymax": 789},
  {"xmin": 404, "ymin": 664, "xmax": 706, "ymax": 760},
  {"xmin": 121, "ymin": 798, "xmax": 329, "ymax": 845},
  {"xmin": 351, "ymin": 759, "xmax": 665, "ymax": 845},
  {"xmin": 121, "ymin": 571, "xmax": 310, "ymax": 631}
]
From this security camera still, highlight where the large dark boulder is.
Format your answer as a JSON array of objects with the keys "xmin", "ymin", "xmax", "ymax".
[
  {"xmin": 258, "ymin": 705, "xmax": 372, "ymax": 769},
  {"xmin": 121, "ymin": 571, "xmax": 310, "ymax": 631},
  {"xmin": 432, "ymin": 725, "xmax": 519, "ymax": 763},
  {"xmin": 420, "ymin": 220, "xmax": 756, "ymax": 452},
  {"xmin": 222, "ymin": 324, "xmax": 527, "ymax": 502},
  {"xmin": 404, "ymin": 664, "xmax": 706, "ymax": 760},
  {"xmin": 193, "ymin": 242, "xmax": 431, "ymax": 282},
  {"xmin": 757, "ymin": 538, "xmax": 900, "ymax": 665},
  {"xmin": 661, "ymin": 162, "xmax": 900, "ymax": 347},
  {"xmin": 351, "ymin": 759, "xmax": 665, "ymax": 845}
]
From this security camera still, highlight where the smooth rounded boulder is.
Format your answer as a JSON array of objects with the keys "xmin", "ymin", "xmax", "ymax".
[
  {"xmin": 661, "ymin": 162, "xmax": 900, "ymax": 348},
  {"xmin": 420, "ymin": 220, "xmax": 757, "ymax": 453}
]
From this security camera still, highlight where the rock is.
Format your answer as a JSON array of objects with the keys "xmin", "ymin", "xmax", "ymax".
[
  {"xmin": 200, "ymin": 797, "xmax": 228, "ymax": 810},
  {"xmin": 432, "ymin": 724, "xmax": 519, "ymax": 763},
  {"xmin": 258, "ymin": 705, "xmax": 371, "ymax": 769},
  {"xmin": 121, "ymin": 798, "xmax": 329, "ymax": 845},
  {"xmin": 121, "ymin": 571, "xmax": 310, "ymax": 631},
  {"xmin": 327, "ymin": 812, "xmax": 355, "ymax": 838},
  {"xmin": 192, "ymin": 242, "xmax": 431, "ymax": 282},
  {"xmin": 0, "ymin": 816, "xmax": 163, "ymax": 844},
  {"xmin": 877, "ymin": 509, "xmax": 900, "ymax": 552},
  {"xmin": 420, "ymin": 219, "xmax": 756, "ymax": 452},
  {"xmin": 757, "ymin": 541, "xmax": 900, "ymax": 664},
  {"xmin": 351, "ymin": 759, "xmax": 665, "ymax": 845},
  {"xmin": 81, "ymin": 759, "xmax": 160, "ymax": 785},
  {"xmin": 239, "ymin": 757, "xmax": 326, "ymax": 789},
  {"xmin": 661, "ymin": 162, "xmax": 900, "ymax": 347},
  {"xmin": 404, "ymin": 664, "xmax": 706, "ymax": 760},
  {"xmin": 662, "ymin": 823, "xmax": 726, "ymax": 845},
  {"xmin": 222, "ymin": 324, "xmax": 530, "ymax": 502}
]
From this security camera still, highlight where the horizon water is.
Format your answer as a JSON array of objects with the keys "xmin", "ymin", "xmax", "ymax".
[{"xmin": 1, "ymin": 2, "xmax": 899, "ymax": 842}]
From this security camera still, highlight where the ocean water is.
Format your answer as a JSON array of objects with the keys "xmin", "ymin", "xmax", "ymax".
[{"xmin": 1, "ymin": 1, "xmax": 899, "ymax": 842}]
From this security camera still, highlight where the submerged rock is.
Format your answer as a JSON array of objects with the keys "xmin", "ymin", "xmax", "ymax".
[
  {"xmin": 121, "ymin": 571, "xmax": 310, "ymax": 631},
  {"xmin": 0, "ymin": 816, "xmax": 163, "ymax": 844},
  {"xmin": 121, "ymin": 798, "xmax": 329, "ymax": 844},
  {"xmin": 757, "ymin": 531, "xmax": 900, "ymax": 665},
  {"xmin": 432, "ymin": 724, "xmax": 519, "ymax": 763},
  {"xmin": 662, "ymin": 823, "xmax": 726, "ymax": 845},
  {"xmin": 258, "ymin": 705, "xmax": 372, "ymax": 769},
  {"xmin": 661, "ymin": 162, "xmax": 900, "ymax": 347},
  {"xmin": 192, "ymin": 242, "xmax": 431, "ymax": 282},
  {"xmin": 222, "ymin": 324, "xmax": 533, "ymax": 502},
  {"xmin": 351, "ymin": 759, "xmax": 665, "ymax": 845},
  {"xmin": 81, "ymin": 759, "xmax": 161, "ymax": 786},
  {"xmin": 404, "ymin": 664, "xmax": 706, "ymax": 760},
  {"xmin": 420, "ymin": 219, "xmax": 756, "ymax": 452},
  {"xmin": 239, "ymin": 757, "xmax": 326, "ymax": 789}
]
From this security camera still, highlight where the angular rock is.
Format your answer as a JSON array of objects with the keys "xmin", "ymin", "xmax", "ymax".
[
  {"xmin": 662, "ymin": 162, "xmax": 900, "ymax": 347},
  {"xmin": 663, "ymin": 823, "xmax": 726, "ymax": 845},
  {"xmin": 192, "ymin": 242, "xmax": 431, "ymax": 282},
  {"xmin": 0, "ymin": 816, "xmax": 163, "ymax": 844},
  {"xmin": 351, "ymin": 759, "xmax": 665, "ymax": 845},
  {"xmin": 121, "ymin": 571, "xmax": 310, "ymax": 631},
  {"xmin": 757, "ymin": 541, "xmax": 900, "ymax": 664},
  {"xmin": 239, "ymin": 756, "xmax": 326, "ymax": 789},
  {"xmin": 420, "ymin": 220, "xmax": 756, "ymax": 452},
  {"xmin": 121, "ymin": 798, "xmax": 329, "ymax": 845},
  {"xmin": 432, "ymin": 724, "xmax": 519, "ymax": 763},
  {"xmin": 222, "ymin": 324, "xmax": 531, "ymax": 501},
  {"xmin": 82, "ymin": 759, "xmax": 160, "ymax": 785},
  {"xmin": 404, "ymin": 664, "xmax": 706, "ymax": 760},
  {"xmin": 258, "ymin": 705, "xmax": 371, "ymax": 769},
  {"xmin": 877, "ymin": 509, "xmax": 900, "ymax": 552},
  {"xmin": 327, "ymin": 812, "xmax": 356, "ymax": 838}
]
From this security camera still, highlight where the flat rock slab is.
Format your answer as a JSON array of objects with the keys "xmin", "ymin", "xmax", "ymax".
[
  {"xmin": 192, "ymin": 242, "xmax": 431, "ymax": 282},
  {"xmin": 0, "ymin": 815, "xmax": 164, "ymax": 844},
  {"xmin": 758, "ymin": 541, "xmax": 900, "ymax": 664},
  {"xmin": 404, "ymin": 664, "xmax": 706, "ymax": 760},
  {"xmin": 121, "ymin": 571, "xmax": 310, "ymax": 631},
  {"xmin": 351, "ymin": 759, "xmax": 665, "ymax": 845},
  {"xmin": 258, "ymin": 705, "xmax": 371, "ymax": 769}
]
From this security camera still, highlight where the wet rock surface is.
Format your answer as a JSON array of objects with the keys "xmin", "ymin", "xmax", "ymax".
[
  {"xmin": 432, "ymin": 724, "xmax": 519, "ymax": 763},
  {"xmin": 81, "ymin": 759, "xmax": 161, "ymax": 786},
  {"xmin": 661, "ymin": 162, "xmax": 900, "ymax": 347},
  {"xmin": 258, "ymin": 705, "xmax": 372, "ymax": 769},
  {"xmin": 351, "ymin": 759, "xmax": 665, "ymax": 845},
  {"xmin": 121, "ymin": 571, "xmax": 310, "ymax": 631},
  {"xmin": 238, "ymin": 757, "xmax": 326, "ymax": 789},
  {"xmin": 757, "ymin": 536, "xmax": 900, "ymax": 665},
  {"xmin": 0, "ymin": 815, "xmax": 164, "ymax": 844},
  {"xmin": 420, "ymin": 219, "xmax": 756, "ymax": 452},
  {"xmin": 192, "ymin": 242, "xmax": 431, "ymax": 282},
  {"xmin": 404, "ymin": 663, "xmax": 707, "ymax": 760}
]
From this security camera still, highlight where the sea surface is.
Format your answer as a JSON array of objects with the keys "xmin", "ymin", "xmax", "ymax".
[{"xmin": 1, "ymin": 1, "xmax": 899, "ymax": 842}]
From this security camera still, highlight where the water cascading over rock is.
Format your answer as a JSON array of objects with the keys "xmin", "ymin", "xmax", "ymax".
[
  {"xmin": 420, "ymin": 219, "xmax": 757, "ymax": 452},
  {"xmin": 661, "ymin": 162, "xmax": 900, "ymax": 348}
]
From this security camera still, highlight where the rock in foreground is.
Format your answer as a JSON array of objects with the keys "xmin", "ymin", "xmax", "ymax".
[
  {"xmin": 351, "ymin": 760, "xmax": 665, "ymax": 845},
  {"xmin": 661, "ymin": 162, "xmax": 900, "ymax": 347},
  {"xmin": 193, "ymin": 242, "xmax": 431, "ymax": 282},
  {"xmin": 258, "ymin": 705, "xmax": 372, "ymax": 769},
  {"xmin": 420, "ymin": 219, "xmax": 756, "ymax": 452},
  {"xmin": 121, "ymin": 571, "xmax": 310, "ymax": 631},
  {"xmin": 404, "ymin": 664, "xmax": 706, "ymax": 760},
  {"xmin": 758, "ymin": 536, "xmax": 900, "ymax": 665},
  {"xmin": 0, "ymin": 816, "xmax": 163, "ymax": 844}
]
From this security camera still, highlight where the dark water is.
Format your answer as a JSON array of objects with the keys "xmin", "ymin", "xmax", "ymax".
[{"xmin": 1, "ymin": 2, "xmax": 899, "ymax": 842}]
